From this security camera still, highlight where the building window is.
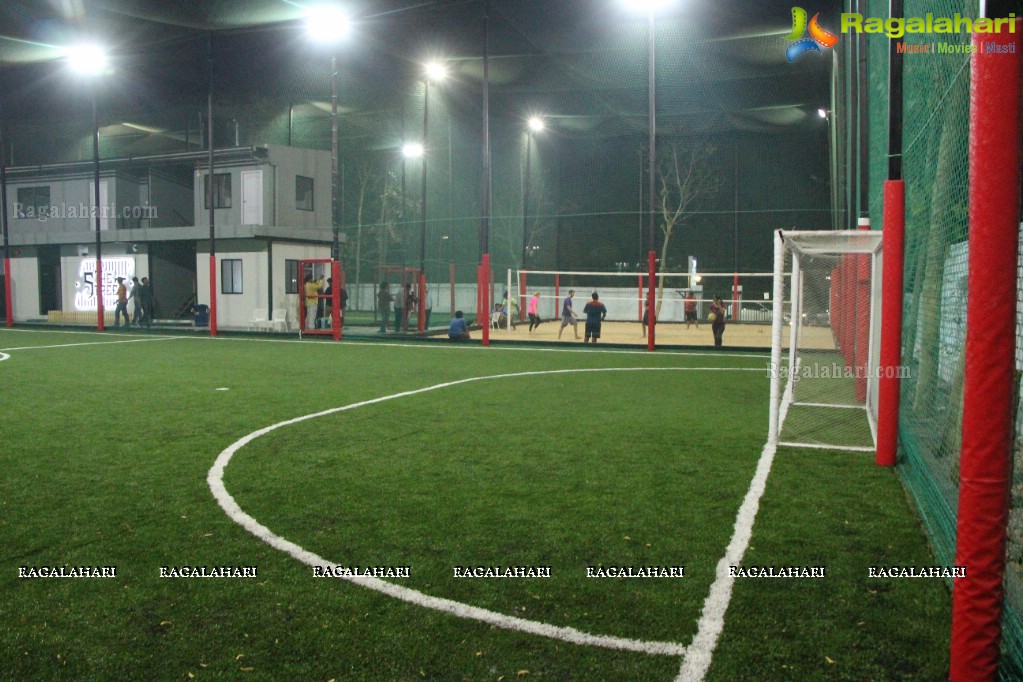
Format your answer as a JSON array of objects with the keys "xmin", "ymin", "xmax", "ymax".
[
  {"xmin": 284, "ymin": 259, "xmax": 299, "ymax": 294},
  {"xmin": 296, "ymin": 176, "xmax": 314, "ymax": 211},
  {"xmin": 204, "ymin": 173, "xmax": 232, "ymax": 209},
  {"xmin": 221, "ymin": 259, "xmax": 243, "ymax": 294},
  {"xmin": 16, "ymin": 186, "xmax": 50, "ymax": 218}
]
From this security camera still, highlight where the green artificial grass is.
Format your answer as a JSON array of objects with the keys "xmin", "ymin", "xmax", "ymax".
[{"xmin": 0, "ymin": 329, "xmax": 951, "ymax": 680}]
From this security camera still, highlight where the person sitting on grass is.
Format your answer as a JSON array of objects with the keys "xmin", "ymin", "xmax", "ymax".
[{"xmin": 448, "ymin": 310, "xmax": 471, "ymax": 340}]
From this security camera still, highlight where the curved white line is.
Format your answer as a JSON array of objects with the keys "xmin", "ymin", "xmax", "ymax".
[{"xmin": 209, "ymin": 367, "xmax": 759, "ymax": 657}]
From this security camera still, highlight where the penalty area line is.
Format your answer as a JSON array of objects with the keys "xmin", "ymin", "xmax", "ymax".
[{"xmin": 208, "ymin": 368, "xmax": 694, "ymax": 658}]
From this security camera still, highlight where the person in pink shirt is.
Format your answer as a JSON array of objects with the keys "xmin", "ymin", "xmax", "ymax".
[{"xmin": 528, "ymin": 291, "xmax": 542, "ymax": 332}]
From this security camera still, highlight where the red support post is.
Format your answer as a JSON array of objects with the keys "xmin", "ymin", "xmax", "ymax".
[
  {"xmin": 554, "ymin": 274, "xmax": 560, "ymax": 320},
  {"xmin": 855, "ymin": 220, "xmax": 871, "ymax": 402},
  {"xmin": 208, "ymin": 254, "xmax": 217, "ymax": 337},
  {"xmin": 417, "ymin": 272, "xmax": 427, "ymax": 332},
  {"xmin": 950, "ymin": 25, "xmax": 1022, "ymax": 682},
  {"xmin": 481, "ymin": 254, "xmax": 491, "ymax": 346},
  {"xmin": 647, "ymin": 250, "xmax": 656, "ymax": 351},
  {"xmin": 96, "ymin": 258, "xmax": 105, "ymax": 331},
  {"xmin": 519, "ymin": 271, "xmax": 527, "ymax": 322},
  {"xmin": 732, "ymin": 272, "xmax": 739, "ymax": 320},
  {"xmin": 637, "ymin": 275, "xmax": 643, "ymax": 321},
  {"xmin": 876, "ymin": 180, "xmax": 905, "ymax": 467},
  {"xmin": 332, "ymin": 260, "xmax": 342, "ymax": 341},
  {"xmin": 3, "ymin": 258, "xmax": 12, "ymax": 327}
]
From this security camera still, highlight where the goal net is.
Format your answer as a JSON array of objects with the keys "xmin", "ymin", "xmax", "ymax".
[{"xmin": 769, "ymin": 230, "xmax": 883, "ymax": 452}]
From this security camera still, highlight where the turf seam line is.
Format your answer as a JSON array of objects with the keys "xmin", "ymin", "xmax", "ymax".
[{"xmin": 208, "ymin": 367, "xmax": 743, "ymax": 658}]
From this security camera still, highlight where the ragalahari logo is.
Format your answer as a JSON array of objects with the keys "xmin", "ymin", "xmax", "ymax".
[{"xmin": 786, "ymin": 7, "xmax": 839, "ymax": 62}]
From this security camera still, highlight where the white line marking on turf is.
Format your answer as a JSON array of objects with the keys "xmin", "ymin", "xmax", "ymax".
[
  {"xmin": 209, "ymin": 367, "xmax": 762, "ymax": 658},
  {"xmin": 0, "ymin": 336, "xmax": 181, "ymax": 352},
  {"xmin": 0, "ymin": 352, "xmax": 8, "ymax": 363},
  {"xmin": 675, "ymin": 440, "xmax": 778, "ymax": 681}
]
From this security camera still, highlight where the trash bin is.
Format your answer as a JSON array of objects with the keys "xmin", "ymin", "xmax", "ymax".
[{"xmin": 193, "ymin": 304, "xmax": 209, "ymax": 327}]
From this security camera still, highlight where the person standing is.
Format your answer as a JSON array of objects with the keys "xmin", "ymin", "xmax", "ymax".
[
  {"xmin": 114, "ymin": 277, "xmax": 130, "ymax": 328},
  {"xmin": 528, "ymin": 291, "xmax": 542, "ymax": 332},
  {"xmin": 582, "ymin": 292, "xmax": 607, "ymax": 344},
  {"xmin": 684, "ymin": 291, "xmax": 699, "ymax": 329},
  {"xmin": 403, "ymin": 283, "xmax": 417, "ymax": 331},
  {"xmin": 377, "ymin": 282, "xmax": 393, "ymax": 333},
  {"xmin": 140, "ymin": 277, "xmax": 154, "ymax": 328},
  {"xmin": 303, "ymin": 274, "xmax": 324, "ymax": 331},
  {"xmin": 317, "ymin": 277, "xmax": 333, "ymax": 329},
  {"xmin": 502, "ymin": 291, "xmax": 518, "ymax": 329},
  {"xmin": 709, "ymin": 296, "xmax": 727, "ymax": 347},
  {"xmin": 558, "ymin": 289, "xmax": 579, "ymax": 340},
  {"xmin": 128, "ymin": 276, "xmax": 142, "ymax": 326}
]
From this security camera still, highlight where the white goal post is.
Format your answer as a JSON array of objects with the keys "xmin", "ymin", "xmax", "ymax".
[{"xmin": 768, "ymin": 229, "xmax": 884, "ymax": 452}]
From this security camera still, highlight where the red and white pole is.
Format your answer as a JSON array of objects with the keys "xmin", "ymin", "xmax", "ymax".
[
  {"xmin": 481, "ymin": 254, "xmax": 491, "ymax": 346},
  {"xmin": 950, "ymin": 24, "xmax": 1021, "ymax": 682}
]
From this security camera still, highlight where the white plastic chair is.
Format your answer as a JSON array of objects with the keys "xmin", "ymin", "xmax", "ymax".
[
  {"xmin": 249, "ymin": 309, "xmax": 269, "ymax": 332},
  {"xmin": 269, "ymin": 308, "xmax": 289, "ymax": 332}
]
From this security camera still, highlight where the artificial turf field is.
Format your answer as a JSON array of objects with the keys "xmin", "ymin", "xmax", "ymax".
[{"xmin": 1, "ymin": 328, "xmax": 950, "ymax": 681}]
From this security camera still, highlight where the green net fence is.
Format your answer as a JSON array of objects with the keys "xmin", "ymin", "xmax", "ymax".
[{"xmin": 847, "ymin": 0, "xmax": 1023, "ymax": 676}]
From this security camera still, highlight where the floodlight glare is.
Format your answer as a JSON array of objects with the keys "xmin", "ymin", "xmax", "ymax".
[
  {"xmin": 424, "ymin": 61, "xmax": 447, "ymax": 82},
  {"xmin": 620, "ymin": 0, "xmax": 675, "ymax": 12},
  {"xmin": 817, "ymin": 108, "xmax": 828, "ymax": 119},
  {"xmin": 527, "ymin": 116, "xmax": 545, "ymax": 133},
  {"xmin": 306, "ymin": 5, "xmax": 351, "ymax": 43},
  {"xmin": 402, "ymin": 142, "xmax": 424, "ymax": 158},
  {"xmin": 66, "ymin": 43, "xmax": 109, "ymax": 76}
]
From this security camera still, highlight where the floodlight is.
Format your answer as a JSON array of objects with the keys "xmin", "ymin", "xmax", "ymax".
[
  {"xmin": 818, "ymin": 108, "xmax": 829, "ymax": 119},
  {"xmin": 306, "ymin": 5, "xmax": 351, "ymax": 43},
  {"xmin": 424, "ymin": 61, "xmax": 447, "ymax": 82},
  {"xmin": 66, "ymin": 43, "xmax": 109, "ymax": 76},
  {"xmin": 402, "ymin": 142, "xmax": 424, "ymax": 158},
  {"xmin": 620, "ymin": 0, "xmax": 676, "ymax": 12},
  {"xmin": 528, "ymin": 116, "xmax": 545, "ymax": 133}
]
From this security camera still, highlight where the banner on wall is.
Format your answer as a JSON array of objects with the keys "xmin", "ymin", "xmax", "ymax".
[{"xmin": 73, "ymin": 257, "xmax": 136, "ymax": 311}]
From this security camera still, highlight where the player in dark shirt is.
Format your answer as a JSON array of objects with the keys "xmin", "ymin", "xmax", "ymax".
[{"xmin": 582, "ymin": 292, "xmax": 608, "ymax": 344}]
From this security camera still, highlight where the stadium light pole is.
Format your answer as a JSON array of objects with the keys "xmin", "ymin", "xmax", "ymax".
[
  {"xmin": 520, "ymin": 116, "xmax": 544, "ymax": 267},
  {"xmin": 621, "ymin": 0, "xmax": 674, "ymax": 350},
  {"xmin": 418, "ymin": 61, "xmax": 446, "ymax": 331},
  {"xmin": 0, "ymin": 99, "xmax": 11, "ymax": 327},
  {"xmin": 67, "ymin": 43, "xmax": 110, "ymax": 332},
  {"xmin": 306, "ymin": 6, "xmax": 352, "ymax": 264}
]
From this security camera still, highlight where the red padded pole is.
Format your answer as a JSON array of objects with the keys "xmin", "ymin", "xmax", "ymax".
[
  {"xmin": 876, "ymin": 180, "xmax": 904, "ymax": 467},
  {"xmin": 950, "ymin": 25, "xmax": 1021, "ymax": 682}
]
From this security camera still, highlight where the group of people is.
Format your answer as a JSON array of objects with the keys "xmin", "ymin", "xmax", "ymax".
[
  {"xmin": 376, "ymin": 281, "xmax": 419, "ymax": 333},
  {"xmin": 450, "ymin": 287, "xmax": 728, "ymax": 346},
  {"xmin": 113, "ymin": 275, "xmax": 155, "ymax": 329},
  {"xmin": 304, "ymin": 275, "xmax": 349, "ymax": 330}
]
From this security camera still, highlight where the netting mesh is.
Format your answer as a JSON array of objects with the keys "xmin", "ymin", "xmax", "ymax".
[{"xmin": 848, "ymin": 0, "xmax": 1022, "ymax": 675}]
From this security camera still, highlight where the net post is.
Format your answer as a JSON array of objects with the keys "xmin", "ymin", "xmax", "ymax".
[
  {"xmin": 208, "ymin": 254, "xmax": 217, "ymax": 336},
  {"xmin": 950, "ymin": 23, "xmax": 1021, "ymax": 682},
  {"xmin": 876, "ymin": 180, "xmax": 904, "ymax": 466},
  {"xmin": 3, "ymin": 256, "xmax": 12, "ymax": 327},
  {"xmin": 768, "ymin": 230, "xmax": 786, "ymax": 444}
]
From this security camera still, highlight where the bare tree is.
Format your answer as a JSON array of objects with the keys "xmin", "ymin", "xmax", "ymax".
[{"xmin": 654, "ymin": 141, "xmax": 720, "ymax": 314}]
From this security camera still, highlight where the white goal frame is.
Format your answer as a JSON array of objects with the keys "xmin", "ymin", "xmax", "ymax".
[{"xmin": 768, "ymin": 229, "xmax": 884, "ymax": 451}]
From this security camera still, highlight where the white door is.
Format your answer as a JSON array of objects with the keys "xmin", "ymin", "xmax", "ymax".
[
  {"xmin": 88, "ymin": 179, "xmax": 110, "ymax": 231},
  {"xmin": 241, "ymin": 170, "xmax": 263, "ymax": 226}
]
